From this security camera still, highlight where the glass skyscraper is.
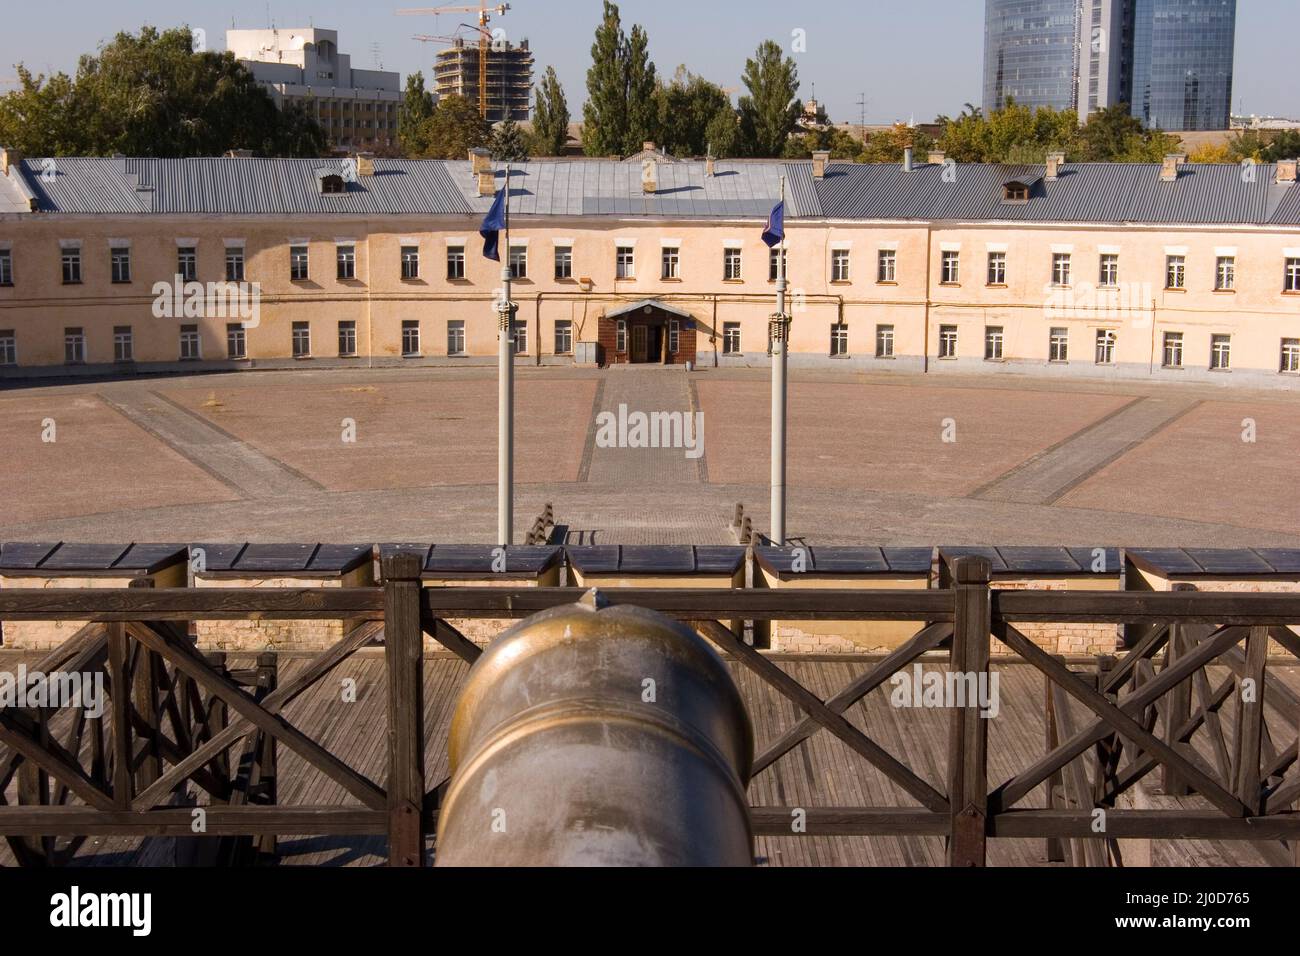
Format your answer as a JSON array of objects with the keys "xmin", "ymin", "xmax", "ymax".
[
  {"xmin": 983, "ymin": 0, "xmax": 1084, "ymax": 112},
  {"xmin": 984, "ymin": 0, "xmax": 1237, "ymax": 130},
  {"xmin": 1130, "ymin": 0, "xmax": 1237, "ymax": 130}
]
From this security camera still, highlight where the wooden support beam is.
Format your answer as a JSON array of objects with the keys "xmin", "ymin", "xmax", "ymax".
[
  {"xmin": 946, "ymin": 556, "xmax": 991, "ymax": 868},
  {"xmin": 383, "ymin": 553, "xmax": 426, "ymax": 867}
]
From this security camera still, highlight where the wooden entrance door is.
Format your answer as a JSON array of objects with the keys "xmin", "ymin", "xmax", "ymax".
[{"xmin": 631, "ymin": 324, "xmax": 648, "ymax": 362}]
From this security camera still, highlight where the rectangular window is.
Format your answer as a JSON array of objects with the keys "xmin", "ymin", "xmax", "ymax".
[
  {"xmin": 1162, "ymin": 331, "xmax": 1184, "ymax": 368},
  {"xmin": 62, "ymin": 248, "xmax": 82, "ymax": 284},
  {"xmin": 447, "ymin": 245, "xmax": 466, "ymax": 280},
  {"xmin": 1210, "ymin": 334, "xmax": 1231, "ymax": 370},
  {"xmin": 337, "ymin": 245, "xmax": 356, "ymax": 280},
  {"xmin": 555, "ymin": 246, "xmax": 573, "ymax": 280},
  {"xmin": 1099, "ymin": 253, "xmax": 1119, "ymax": 287},
  {"xmin": 1285, "ymin": 257, "xmax": 1300, "ymax": 293},
  {"xmin": 1165, "ymin": 255, "xmax": 1186, "ymax": 290},
  {"xmin": 1215, "ymin": 256, "xmax": 1235, "ymax": 291},
  {"xmin": 987, "ymin": 251, "xmax": 1006, "ymax": 286},
  {"xmin": 290, "ymin": 245, "xmax": 309, "ymax": 281},
  {"xmin": 508, "ymin": 245, "xmax": 527, "ymax": 280},
  {"xmin": 1281, "ymin": 338, "xmax": 1300, "ymax": 373},
  {"xmin": 877, "ymin": 249, "xmax": 896, "ymax": 283},
  {"xmin": 831, "ymin": 249, "xmax": 851, "ymax": 282},
  {"xmin": 177, "ymin": 247, "xmax": 197, "ymax": 282},
  {"xmin": 668, "ymin": 319, "xmax": 680, "ymax": 353},
  {"xmin": 0, "ymin": 250, "xmax": 11, "ymax": 286},
  {"xmin": 225, "ymin": 247, "xmax": 245, "ymax": 282},
  {"xmin": 1095, "ymin": 329, "xmax": 1116, "ymax": 365},
  {"xmin": 447, "ymin": 320, "xmax": 466, "ymax": 355},
  {"xmin": 291, "ymin": 321, "xmax": 311, "ymax": 358},
  {"xmin": 401, "ymin": 320, "xmax": 421, "ymax": 357},
  {"xmin": 876, "ymin": 324, "xmax": 895, "ymax": 359},
  {"xmin": 828, "ymin": 323, "xmax": 849, "ymax": 357},
  {"xmin": 179, "ymin": 325, "xmax": 201, "ymax": 361},
  {"xmin": 941, "ymin": 251, "xmax": 960, "ymax": 284},
  {"xmin": 227, "ymin": 323, "xmax": 247, "ymax": 360},
  {"xmin": 0, "ymin": 330, "xmax": 15, "ymax": 365},
  {"xmin": 615, "ymin": 319, "xmax": 627, "ymax": 353},
  {"xmin": 554, "ymin": 320, "xmax": 573, "ymax": 355},
  {"xmin": 1049, "ymin": 327, "xmax": 1069, "ymax": 363},
  {"xmin": 113, "ymin": 326, "xmax": 133, "ymax": 363},
  {"xmin": 723, "ymin": 247, "xmax": 742, "ymax": 281},
  {"xmin": 401, "ymin": 246, "xmax": 420, "ymax": 280},
  {"xmin": 338, "ymin": 320, "xmax": 357, "ymax": 357},
  {"xmin": 616, "ymin": 246, "xmax": 635, "ymax": 280},
  {"xmin": 768, "ymin": 248, "xmax": 787, "ymax": 281},
  {"xmin": 64, "ymin": 327, "xmax": 86, "ymax": 364},
  {"xmin": 110, "ymin": 247, "xmax": 131, "ymax": 284},
  {"xmin": 661, "ymin": 246, "xmax": 680, "ymax": 280},
  {"xmin": 1052, "ymin": 253, "xmax": 1071, "ymax": 287},
  {"xmin": 513, "ymin": 323, "xmax": 528, "ymax": 355},
  {"xmin": 938, "ymin": 325, "xmax": 958, "ymax": 359},
  {"xmin": 723, "ymin": 322, "xmax": 741, "ymax": 355},
  {"xmin": 984, "ymin": 326, "xmax": 1004, "ymax": 361}
]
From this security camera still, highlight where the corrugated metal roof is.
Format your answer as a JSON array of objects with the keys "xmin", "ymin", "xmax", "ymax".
[{"xmin": 7, "ymin": 156, "xmax": 1300, "ymax": 226}]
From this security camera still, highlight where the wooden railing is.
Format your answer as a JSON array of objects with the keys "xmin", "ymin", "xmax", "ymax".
[{"xmin": 1, "ymin": 553, "xmax": 1298, "ymax": 867}]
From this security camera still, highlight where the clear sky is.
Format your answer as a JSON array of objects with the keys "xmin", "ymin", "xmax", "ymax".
[{"xmin": 0, "ymin": 0, "xmax": 1295, "ymax": 124}]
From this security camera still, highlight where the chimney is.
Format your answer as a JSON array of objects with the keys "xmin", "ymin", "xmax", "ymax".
[
  {"xmin": 353, "ymin": 152, "xmax": 376, "ymax": 177},
  {"xmin": 902, "ymin": 147, "xmax": 914, "ymax": 172},
  {"xmin": 1276, "ymin": 158, "xmax": 1297, "ymax": 185},
  {"xmin": 469, "ymin": 147, "xmax": 493, "ymax": 175},
  {"xmin": 1045, "ymin": 151, "xmax": 1065, "ymax": 181},
  {"xmin": 0, "ymin": 147, "xmax": 18, "ymax": 176},
  {"xmin": 477, "ymin": 170, "xmax": 496, "ymax": 197},
  {"xmin": 812, "ymin": 150, "xmax": 830, "ymax": 180},
  {"xmin": 643, "ymin": 141, "xmax": 656, "ymax": 154},
  {"xmin": 224, "ymin": 149, "xmax": 253, "ymax": 158},
  {"xmin": 705, "ymin": 153, "xmax": 715, "ymax": 178},
  {"xmin": 1161, "ymin": 153, "xmax": 1186, "ymax": 182},
  {"xmin": 928, "ymin": 150, "xmax": 946, "ymax": 166},
  {"xmin": 642, "ymin": 157, "xmax": 657, "ymax": 194}
]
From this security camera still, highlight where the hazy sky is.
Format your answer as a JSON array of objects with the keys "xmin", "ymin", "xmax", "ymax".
[{"xmin": 0, "ymin": 0, "xmax": 1295, "ymax": 123}]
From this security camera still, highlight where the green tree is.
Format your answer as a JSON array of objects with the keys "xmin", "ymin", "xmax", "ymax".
[
  {"xmin": 583, "ymin": 1, "xmax": 630, "ymax": 156},
  {"xmin": 704, "ymin": 107, "xmax": 741, "ymax": 158},
  {"xmin": 783, "ymin": 125, "xmax": 863, "ymax": 160},
  {"xmin": 414, "ymin": 94, "xmax": 489, "ymax": 159},
  {"xmin": 656, "ymin": 67, "xmax": 732, "ymax": 157},
  {"xmin": 530, "ymin": 66, "xmax": 570, "ymax": 156},
  {"xmin": 623, "ymin": 22, "xmax": 658, "ymax": 153},
  {"xmin": 1229, "ymin": 128, "xmax": 1300, "ymax": 163},
  {"xmin": 398, "ymin": 71, "xmax": 436, "ymax": 156},
  {"xmin": 858, "ymin": 125, "xmax": 937, "ymax": 164},
  {"xmin": 737, "ymin": 40, "xmax": 801, "ymax": 158},
  {"xmin": 489, "ymin": 116, "xmax": 530, "ymax": 162},
  {"xmin": 0, "ymin": 26, "xmax": 326, "ymax": 157}
]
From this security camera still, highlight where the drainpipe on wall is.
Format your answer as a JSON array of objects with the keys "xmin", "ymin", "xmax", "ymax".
[
  {"xmin": 922, "ymin": 222, "xmax": 933, "ymax": 373},
  {"xmin": 711, "ymin": 294, "xmax": 719, "ymax": 368},
  {"xmin": 535, "ymin": 292, "xmax": 543, "ymax": 366}
]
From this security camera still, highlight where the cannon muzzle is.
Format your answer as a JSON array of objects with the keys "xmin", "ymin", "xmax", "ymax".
[{"xmin": 434, "ymin": 593, "xmax": 754, "ymax": 866}]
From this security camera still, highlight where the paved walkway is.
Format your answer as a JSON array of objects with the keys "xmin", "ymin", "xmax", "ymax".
[
  {"xmin": 581, "ymin": 367, "xmax": 704, "ymax": 487},
  {"xmin": 970, "ymin": 395, "xmax": 1203, "ymax": 505}
]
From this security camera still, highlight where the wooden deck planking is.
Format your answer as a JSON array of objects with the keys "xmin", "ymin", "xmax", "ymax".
[{"xmin": 3, "ymin": 650, "xmax": 1298, "ymax": 868}]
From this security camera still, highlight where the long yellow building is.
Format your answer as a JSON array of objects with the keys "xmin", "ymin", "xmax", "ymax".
[{"xmin": 1, "ymin": 147, "xmax": 1297, "ymax": 386}]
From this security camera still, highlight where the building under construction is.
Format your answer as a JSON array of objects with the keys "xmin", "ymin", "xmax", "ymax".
[{"xmin": 434, "ymin": 38, "xmax": 533, "ymax": 122}]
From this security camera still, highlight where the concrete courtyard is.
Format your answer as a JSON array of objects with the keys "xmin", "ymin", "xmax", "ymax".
[{"xmin": 1, "ymin": 364, "xmax": 1298, "ymax": 548}]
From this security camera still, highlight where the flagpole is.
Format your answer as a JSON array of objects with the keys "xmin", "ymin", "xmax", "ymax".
[
  {"xmin": 497, "ymin": 163, "xmax": 515, "ymax": 547},
  {"xmin": 771, "ymin": 175, "xmax": 788, "ymax": 548}
]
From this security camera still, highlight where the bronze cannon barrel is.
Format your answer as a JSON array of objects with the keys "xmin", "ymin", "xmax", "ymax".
[{"xmin": 434, "ymin": 594, "xmax": 754, "ymax": 866}]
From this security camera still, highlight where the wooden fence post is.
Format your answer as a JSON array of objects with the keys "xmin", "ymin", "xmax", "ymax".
[
  {"xmin": 1043, "ymin": 669, "xmax": 1065, "ymax": 863},
  {"xmin": 946, "ymin": 555, "xmax": 991, "ymax": 867},
  {"xmin": 1161, "ymin": 585, "xmax": 1195, "ymax": 796},
  {"xmin": 383, "ymin": 552, "xmax": 426, "ymax": 866},
  {"xmin": 129, "ymin": 579, "xmax": 162, "ymax": 792}
]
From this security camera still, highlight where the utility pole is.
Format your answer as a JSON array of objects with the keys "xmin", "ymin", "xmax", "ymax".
[
  {"xmin": 770, "ymin": 175, "xmax": 789, "ymax": 548},
  {"xmin": 497, "ymin": 164, "xmax": 516, "ymax": 545}
]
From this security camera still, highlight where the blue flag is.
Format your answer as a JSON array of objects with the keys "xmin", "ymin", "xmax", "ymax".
[
  {"xmin": 480, "ymin": 187, "xmax": 507, "ymax": 261},
  {"xmin": 761, "ymin": 201, "xmax": 785, "ymax": 248}
]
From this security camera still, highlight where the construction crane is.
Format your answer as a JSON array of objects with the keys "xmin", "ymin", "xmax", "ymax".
[{"xmin": 396, "ymin": 3, "xmax": 511, "ymax": 120}]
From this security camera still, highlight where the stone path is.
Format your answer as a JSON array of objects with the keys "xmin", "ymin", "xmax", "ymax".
[
  {"xmin": 99, "ymin": 389, "xmax": 322, "ymax": 499},
  {"xmin": 581, "ymin": 367, "xmax": 704, "ymax": 487},
  {"xmin": 969, "ymin": 394, "xmax": 1203, "ymax": 505}
]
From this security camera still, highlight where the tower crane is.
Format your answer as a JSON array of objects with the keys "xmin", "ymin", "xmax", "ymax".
[{"xmin": 396, "ymin": 3, "xmax": 512, "ymax": 120}]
